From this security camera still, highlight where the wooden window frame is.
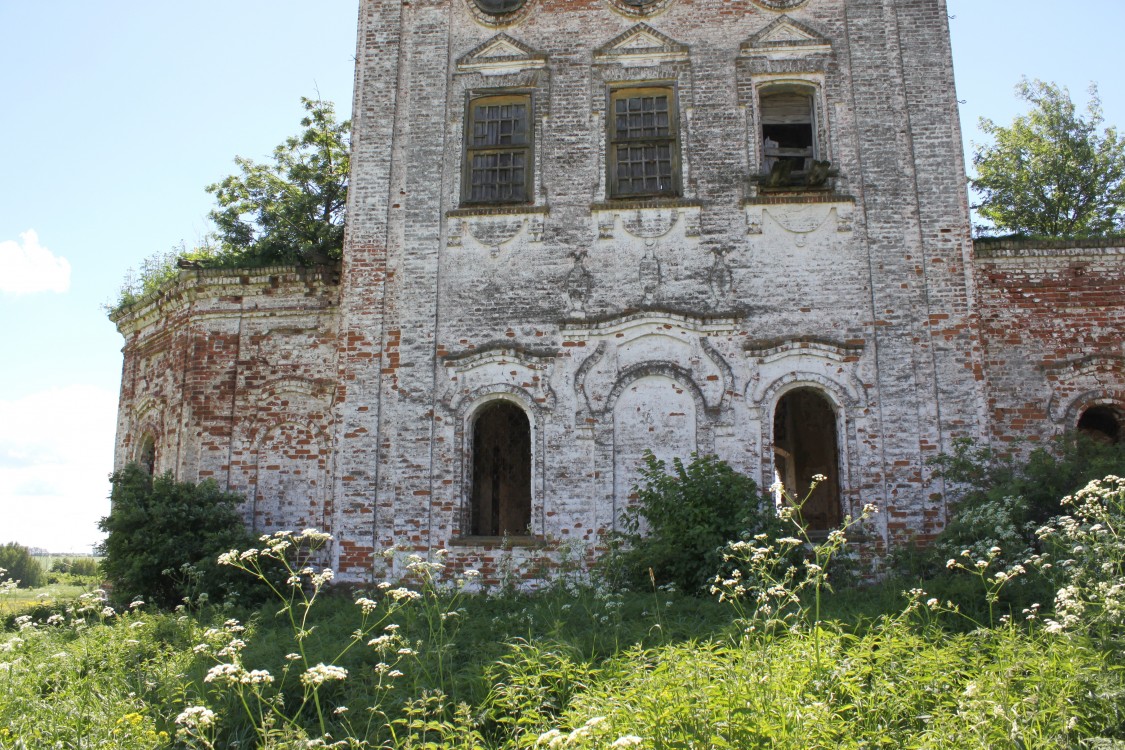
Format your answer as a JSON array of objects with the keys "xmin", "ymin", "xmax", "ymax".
[
  {"xmin": 462, "ymin": 92, "xmax": 534, "ymax": 206},
  {"xmin": 758, "ymin": 84, "xmax": 819, "ymax": 176},
  {"xmin": 606, "ymin": 84, "xmax": 682, "ymax": 200}
]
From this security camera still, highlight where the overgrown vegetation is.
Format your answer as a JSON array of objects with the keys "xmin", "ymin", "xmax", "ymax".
[
  {"xmin": 608, "ymin": 452, "xmax": 780, "ymax": 594},
  {"xmin": 112, "ymin": 97, "xmax": 348, "ymax": 311},
  {"xmin": 917, "ymin": 433, "xmax": 1125, "ymax": 571},
  {"xmin": 6, "ymin": 445, "xmax": 1125, "ymax": 747},
  {"xmin": 98, "ymin": 464, "xmax": 260, "ymax": 609}
]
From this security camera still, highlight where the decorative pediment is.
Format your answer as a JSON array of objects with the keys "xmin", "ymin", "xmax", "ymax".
[
  {"xmin": 441, "ymin": 344, "xmax": 557, "ymax": 412},
  {"xmin": 594, "ymin": 23, "xmax": 689, "ymax": 65},
  {"xmin": 741, "ymin": 15, "xmax": 831, "ymax": 55},
  {"xmin": 457, "ymin": 33, "xmax": 547, "ymax": 74}
]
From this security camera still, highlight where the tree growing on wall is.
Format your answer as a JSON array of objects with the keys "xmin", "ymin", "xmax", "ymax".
[
  {"xmin": 206, "ymin": 96, "xmax": 350, "ymax": 267},
  {"xmin": 971, "ymin": 78, "xmax": 1125, "ymax": 237},
  {"xmin": 112, "ymin": 98, "xmax": 349, "ymax": 311}
]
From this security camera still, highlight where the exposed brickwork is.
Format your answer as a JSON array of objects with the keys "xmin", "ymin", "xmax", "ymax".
[
  {"xmin": 974, "ymin": 239, "xmax": 1125, "ymax": 448},
  {"xmin": 112, "ymin": 1, "xmax": 1124, "ymax": 584}
]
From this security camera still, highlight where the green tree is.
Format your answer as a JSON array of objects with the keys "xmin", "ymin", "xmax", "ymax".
[
  {"xmin": 971, "ymin": 79, "xmax": 1125, "ymax": 238},
  {"xmin": 98, "ymin": 464, "xmax": 259, "ymax": 608},
  {"xmin": 206, "ymin": 97, "xmax": 350, "ymax": 267},
  {"xmin": 0, "ymin": 543, "xmax": 44, "ymax": 589}
]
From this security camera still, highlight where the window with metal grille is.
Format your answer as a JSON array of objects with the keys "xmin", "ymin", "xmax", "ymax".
[
  {"xmin": 608, "ymin": 86, "xmax": 681, "ymax": 199},
  {"xmin": 470, "ymin": 401, "xmax": 532, "ymax": 537},
  {"xmin": 463, "ymin": 94, "xmax": 532, "ymax": 205}
]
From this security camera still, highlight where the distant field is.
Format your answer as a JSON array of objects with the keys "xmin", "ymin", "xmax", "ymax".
[
  {"xmin": 31, "ymin": 554, "xmax": 102, "ymax": 570},
  {"xmin": 0, "ymin": 583, "xmax": 91, "ymax": 614}
]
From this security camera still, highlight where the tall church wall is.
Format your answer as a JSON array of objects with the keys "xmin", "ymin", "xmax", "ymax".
[
  {"xmin": 333, "ymin": 0, "xmax": 981, "ymax": 581},
  {"xmin": 974, "ymin": 239, "xmax": 1125, "ymax": 447}
]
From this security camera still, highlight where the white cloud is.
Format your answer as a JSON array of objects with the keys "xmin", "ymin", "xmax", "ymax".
[
  {"xmin": 0, "ymin": 229, "xmax": 71, "ymax": 294},
  {"xmin": 0, "ymin": 385, "xmax": 118, "ymax": 552}
]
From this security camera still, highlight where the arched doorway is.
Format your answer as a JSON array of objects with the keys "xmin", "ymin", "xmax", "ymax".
[
  {"xmin": 471, "ymin": 401, "xmax": 532, "ymax": 537},
  {"xmin": 773, "ymin": 388, "xmax": 841, "ymax": 531}
]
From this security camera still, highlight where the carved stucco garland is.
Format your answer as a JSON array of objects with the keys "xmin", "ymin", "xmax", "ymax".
[{"xmin": 749, "ymin": 0, "xmax": 809, "ymax": 10}]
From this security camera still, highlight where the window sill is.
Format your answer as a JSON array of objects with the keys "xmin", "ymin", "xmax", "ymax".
[
  {"xmin": 742, "ymin": 191, "xmax": 855, "ymax": 206},
  {"xmin": 591, "ymin": 198, "xmax": 701, "ymax": 212},
  {"xmin": 447, "ymin": 204, "xmax": 548, "ymax": 219},
  {"xmin": 448, "ymin": 535, "xmax": 546, "ymax": 549}
]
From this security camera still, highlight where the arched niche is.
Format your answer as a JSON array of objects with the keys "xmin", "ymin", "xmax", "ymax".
[
  {"xmin": 252, "ymin": 421, "xmax": 329, "ymax": 535},
  {"xmin": 611, "ymin": 373, "xmax": 700, "ymax": 527}
]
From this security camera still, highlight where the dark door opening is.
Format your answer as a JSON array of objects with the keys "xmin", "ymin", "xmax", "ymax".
[
  {"xmin": 773, "ymin": 388, "xmax": 841, "ymax": 531},
  {"xmin": 471, "ymin": 401, "xmax": 532, "ymax": 536}
]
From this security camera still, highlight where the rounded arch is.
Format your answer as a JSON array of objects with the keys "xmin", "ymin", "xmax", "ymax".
[
  {"xmin": 250, "ymin": 418, "xmax": 331, "ymax": 535},
  {"xmin": 1075, "ymin": 400, "xmax": 1124, "ymax": 444},
  {"xmin": 135, "ymin": 432, "xmax": 157, "ymax": 475},
  {"xmin": 770, "ymin": 386, "xmax": 842, "ymax": 532},
  {"xmin": 756, "ymin": 370, "xmax": 859, "ymax": 413},
  {"xmin": 757, "ymin": 376, "xmax": 855, "ymax": 533},
  {"xmin": 605, "ymin": 362, "xmax": 710, "ymax": 419},
  {"xmin": 466, "ymin": 397, "xmax": 534, "ymax": 537},
  {"xmin": 1060, "ymin": 390, "xmax": 1125, "ymax": 438}
]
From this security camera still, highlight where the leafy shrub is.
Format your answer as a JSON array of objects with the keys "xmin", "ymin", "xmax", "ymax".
[
  {"xmin": 0, "ymin": 543, "xmax": 44, "ymax": 589},
  {"xmin": 920, "ymin": 434, "xmax": 1125, "ymax": 571},
  {"xmin": 98, "ymin": 464, "xmax": 260, "ymax": 608},
  {"xmin": 607, "ymin": 452, "xmax": 779, "ymax": 595}
]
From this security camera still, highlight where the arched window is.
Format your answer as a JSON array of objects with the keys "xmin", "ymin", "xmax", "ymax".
[
  {"xmin": 1077, "ymin": 405, "xmax": 1122, "ymax": 444},
  {"xmin": 470, "ymin": 401, "xmax": 532, "ymax": 537},
  {"xmin": 137, "ymin": 433, "xmax": 157, "ymax": 475},
  {"xmin": 772, "ymin": 388, "xmax": 841, "ymax": 531}
]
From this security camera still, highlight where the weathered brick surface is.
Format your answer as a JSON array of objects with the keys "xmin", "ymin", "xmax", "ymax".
[
  {"xmin": 112, "ymin": 0, "xmax": 1124, "ymax": 583},
  {"xmin": 974, "ymin": 239, "xmax": 1125, "ymax": 448}
]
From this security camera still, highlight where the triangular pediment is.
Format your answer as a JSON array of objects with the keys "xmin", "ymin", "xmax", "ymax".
[
  {"xmin": 594, "ymin": 23, "xmax": 689, "ymax": 64},
  {"xmin": 742, "ymin": 15, "xmax": 831, "ymax": 53},
  {"xmin": 457, "ymin": 33, "xmax": 547, "ymax": 73}
]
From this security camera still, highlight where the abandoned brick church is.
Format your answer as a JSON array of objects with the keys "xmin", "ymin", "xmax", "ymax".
[{"xmin": 111, "ymin": 0, "xmax": 1125, "ymax": 581}]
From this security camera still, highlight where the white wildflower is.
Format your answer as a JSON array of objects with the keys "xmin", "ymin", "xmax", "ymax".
[
  {"xmin": 301, "ymin": 663, "xmax": 348, "ymax": 687},
  {"xmin": 176, "ymin": 706, "xmax": 217, "ymax": 729}
]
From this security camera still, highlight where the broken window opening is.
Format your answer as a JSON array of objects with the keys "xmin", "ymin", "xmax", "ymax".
[
  {"xmin": 1077, "ymin": 405, "xmax": 1122, "ymax": 444},
  {"xmin": 470, "ymin": 401, "xmax": 532, "ymax": 536},
  {"xmin": 757, "ymin": 87, "xmax": 832, "ymax": 190},
  {"xmin": 772, "ymin": 388, "xmax": 841, "ymax": 532},
  {"xmin": 137, "ymin": 433, "xmax": 157, "ymax": 475}
]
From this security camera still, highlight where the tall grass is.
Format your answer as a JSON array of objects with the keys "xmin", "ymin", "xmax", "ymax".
[{"xmin": 3, "ymin": 477, "xmax": 1125, "ymax": 749}]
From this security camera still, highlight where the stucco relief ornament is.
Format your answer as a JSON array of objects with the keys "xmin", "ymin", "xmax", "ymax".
[
  {"xmin": 468, "ymin": 0, "xmax": 533, "ymax": 25},
  {"xmin": 607, "ymin": 0, "xmax": 676, "ymax": 18},
  {"xmin": 749, "ymin": 0, "xmax": 808, "ymax": 9},
  {"xmin": 638, "ymin": 245, "xmax": 662, "ymax": 303},
  {"xmin": 566, "ymin": 249, "xmax": 594, "ymax": 316},
  {"xmin": 708, "ymin": 247, "xmax": 734, "ymax": 305}
]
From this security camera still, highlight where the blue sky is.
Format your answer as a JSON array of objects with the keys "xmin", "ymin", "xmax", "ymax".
[{"xmin": 1, "ymin": 1, "xmax": 1122, "ymax": 552}]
